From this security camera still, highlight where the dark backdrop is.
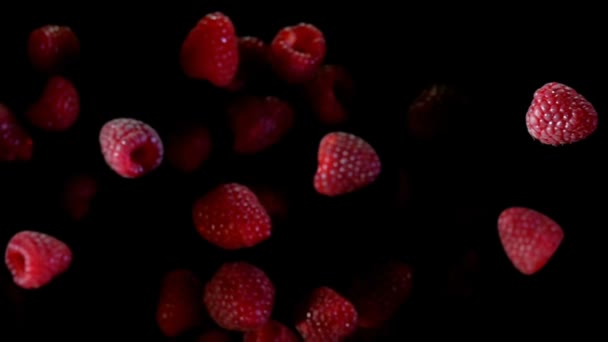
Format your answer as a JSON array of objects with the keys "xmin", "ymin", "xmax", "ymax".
[{"xmin": 0, "ymin": 2, "xmax": 605, "ymax": 340}]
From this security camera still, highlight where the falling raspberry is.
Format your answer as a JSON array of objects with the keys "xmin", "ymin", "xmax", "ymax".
[
  {"xmin": 498, "ymin": 207, "xmax": 564, "ymax": 275},
  {"xmin": 99, "ymin": 118, "xmax": 164, "ymax": 178},
  {"xmin": 314, "ymin": 132, "xmax": 381, "ymax": 196},
  {"xmin": 5, "ymin": 231, "xmax": 72, "ymax": 289},
  {"xmin": 526, "ymin": 82, "xmax": 598, "ymax": 145}
]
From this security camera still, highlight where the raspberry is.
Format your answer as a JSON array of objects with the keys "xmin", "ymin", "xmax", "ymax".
[
  {"xmin": 526, "ymin": 82, "xmax": 598, "ymax": 145},
  {"xmin": 498, "ymin": 207, "xmax": 564, "ymax": 275},
  {"xmin": 305, "ymin": 65, "xmax": 354, "ymax": 125},
  {"xmin": 156, "ymin": 269, "xmax": 203, "ymax": 337},
  {"xmin": 28, "ymin": 25, "xmax": 80, "ymax": 73},
  {"xmin": 228, "ymin": 96, "xmax": 295, "ymax": 154},
  {"xmin": 99, "ymin": 118, "xmax": 164, "ymax": 178},
  {"xmin": 296, "ymin": 287, "xmax": 358, "ymax": 341},
  {"xmin": 314, "ymin": 132, "xmax": 381, "ymax": 196},
  {"xmin": 270, "ymin": 23, "xmax": 326, "ymax": 84},
  {"xmin": 0, "ymin": 103, "xmax": 33, "ymax": 162},
  {"xmin": 204, "ymin": 262, "xmax": 275, "ymax": 332},
  {"xmin": 226, "ymin": 36, "xmax": 269, "ymax": 91},
  {"xmin": 244, "ymin": 320, "xmax": 299, "ymax": 342},
  {"xmin": 26, "ymin": 76, "xmax": 80, "ymax": 131},
  {"xmin": 193, "ymin": 183, "xmax": 271, "ymax": 250},
  {"xmin": 5, "ymin": 231, "xmax": 72, "ymax": 289},
  {"xmin": 180, "ymin": 12, "xmax": 239, "ymax": 87}
]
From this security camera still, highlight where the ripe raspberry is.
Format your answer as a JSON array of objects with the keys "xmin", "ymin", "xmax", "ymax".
[
  {"xmin": 314, "ymin": 132, "xmax": 381, "ymax": 197},
  {"xmin": 226, "ymin": 36, "xmax": 269, "ymax": 91},
  {"xmin": 270, "ymin": 23, "xmax": 326, "ymax": 84},
  {"xmin": 204, "ymin": 262, "xmax": 275, "ymax": 332},
  {"xmin": 156, "ymin": 269, "xmax": 203, "ymax": 337},
  {"xmin": 296, "ymin": 287, "xmax": 358, "ymax": 341},
  {"xmin": 26, "ymin": 76, "xmax": 80, "ymax": 131},
  {"xmin": 498, "ymin": 207, "xmax": 564, "ymax": 275},
  {"xmin": 166, "ymin": 124, "xmax": 212, "ymax": 173},
  {"xmin": 0, "ymin": 104, "xmax": 33, "ymax": 162},
  {"xmin": 99, "ymin": 118, "xmax": 164, "ymax": 178},
  {"xmin": 228, "ymin": 96, "xmax": 295, "ymax": 154},
  {"xmin": 5, "ymin": 231, "xmax": 72, "ymax": 289},
  {"xmin": 305, "ymin": 65, "xmax": 354, "ymax": 125},
  {"xmin": 28, "ymin": 25, "xmax": 80, "ymax": 73},
  {"xmin": 193, "ymin": 183, "xmax": 271, "ymax": 250},
  {"xmin": 244, "ymin": 320, "xmax": 299, "ymax": 342},
  {"xmin": 526, "ymin": 82, "xmax": 598, "ymax": 145},
  {"xmin": 180, "ymin": 12, "xmax": 239, "ymax": 87}
]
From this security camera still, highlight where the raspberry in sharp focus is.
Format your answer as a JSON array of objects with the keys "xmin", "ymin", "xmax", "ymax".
[
  {"xmin": 270, "ymin": 23, "xmax": 326, "ymax": 84},
  {"xmin": 314, "ymin": 132, "xmax": 382, "ymax": 197},
  {"xmin": 99, "ymin": 118, "xmax": 164, "ymax": 178},
  {"xmin": 526, "ymin": 82, "xmax": 598, "ymax": 145},
  {"xmin": 498, "ymin": 207, "xmax": 564, "ymax": 275},
  {"xmin": 5, "ymin": 230, "xmax": 73, "ymax": 289}
]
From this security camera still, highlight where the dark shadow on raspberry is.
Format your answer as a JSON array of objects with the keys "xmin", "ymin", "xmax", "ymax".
[
  {"xmin": 7, "ymin": 250, "xmax": 26, "ymax": 278},
  {"xmin": 130, "ymin": 142, "xmax": 161, "ymax": 172}
]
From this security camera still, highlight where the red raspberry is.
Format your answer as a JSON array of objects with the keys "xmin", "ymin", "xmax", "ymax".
[
  {"xmin": 0, "ymin": 104, "xmax": 33, "ymax": 162},
  {"xmin": 99, "ymin": 118, "xmax": 164, "ymax": 178},
  {"xmin": 204, "ymin": 262, "xmax": 275, "ymax": 332},
  {"xmin": 314, "ymin": 132, "xmax": 381, "ymax": 197},
  {"xmin": 526, "ymin": 82, "xmax": 598, "ymax": 145},
  {"xmin": 296, "ymin": 287, "xmax": 358, "ymax": 341},
  {"xmin": 180, "ymin": 12, "xmax": 239, "ymax": 87},
  {"xmin": 228, "ymin": 96, "xmax": 295, "ymax": 154},
  {"xmin": 26, "ymin": 76, "xmax": 80, "ymax": 131},
  {"xmin": 156, "ymin": 269, "xmax": 203, "ymax": 337},
  {"xmin": 498, "ymin": 207, "xmax": 564, "ymax": 275},
  {"xmin": 244, "ymin": 320, "xmax": 299, "ymax": 342},
  {"xmin": 28, "ymin": 25, "xmax": 80, "ymax": 73},
  {"xmin": 226, "ymin": 36, "xmax": 269, "ymax": 91},
  {"xmin": 270, "ymin": 23, "xmax": 326, "ymax": 84},
  {"xmin": 193, "ymin": 183, "xmax": 271, "ymax": 250},
  {"xmin": 305, "ymin": 65, "xmax": 354, "ymax": 125},
  {"xmin": 4, "ymin": 231, "xmax": 72, "ymax": 289},
  {"xmin": 166, "ymin": 124, "xmax": 212, "ymax": 173}
]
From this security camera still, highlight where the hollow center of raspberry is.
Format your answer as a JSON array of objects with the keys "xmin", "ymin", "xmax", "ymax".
[
  {"xmin": 7, "ymin": 250, "xmax": 26, "ymax": 277},
  {"xmin": 292, "ymin": 40, "xmax": 313, "ymax": 55},
  {"xmin": 130, "ymin": 142, "xmax": 161, "ymax": 172}
]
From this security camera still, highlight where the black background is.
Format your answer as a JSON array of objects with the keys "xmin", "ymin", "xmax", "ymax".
[{"xmin": 0, "ymin": 2, "xmax": 605, "ymax": 340}]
